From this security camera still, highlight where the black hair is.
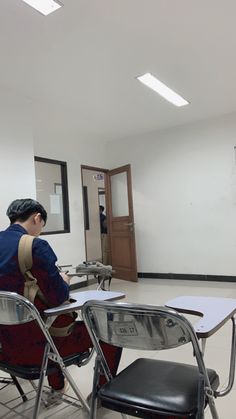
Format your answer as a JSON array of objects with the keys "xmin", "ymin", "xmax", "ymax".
[
  {"xmin": 6, "ymin": 199, "xmax": 47, "ymax": 225},
  {"xmin": 99, "ymin": 205, "xmax": 104, "ymax": 212}
]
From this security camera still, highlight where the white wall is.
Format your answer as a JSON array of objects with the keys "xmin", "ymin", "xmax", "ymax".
[
  {"xmin": 0, "ymin": 88, "xmax": 36, "ymax": 229},
  {"xmin": 105, "ymin": 112, "xmax": 236, "ymax": 276},
  {"xmin": 0, "ymin": 91, "xmax": 109, "ymax": 267},
  {"xmin": 33, "ymin": 132, "xmax": 108, "ymax": 266},
  {"xmin": 3, "ymin": 85, "xmax": 236, "ymax": 277}
]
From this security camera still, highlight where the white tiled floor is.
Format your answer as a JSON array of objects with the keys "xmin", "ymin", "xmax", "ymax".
[{"xmin": 1, "ymin": 277, "xmax": 236, "ymax": 418}]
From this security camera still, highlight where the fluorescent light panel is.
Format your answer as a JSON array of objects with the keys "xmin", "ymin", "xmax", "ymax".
[
  {"xmin": 22, "ymin": 0, "xmax": 62, "ymax": 16},
  {"xmin": 137, "ymin": 73, "xmax": 189, "ymax": 107}
]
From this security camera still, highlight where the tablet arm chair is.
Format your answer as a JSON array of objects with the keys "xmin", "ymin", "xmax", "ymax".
[
  {"xmin": 0, "ymin": 291, "xmax": 90, "ymax": 419},
  {"xmin": 82, "ymin": 301, "xmax": 220, "ymax": 419}
]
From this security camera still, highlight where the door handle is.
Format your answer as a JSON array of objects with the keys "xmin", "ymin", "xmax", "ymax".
[{"xmin": 124, "ymin": 222, "xmax": 135, "ymax": 232}]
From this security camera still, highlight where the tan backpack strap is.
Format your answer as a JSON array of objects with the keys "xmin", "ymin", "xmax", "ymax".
[
  {"xmin": 23, "ymin": 279, "xmax": 39, "ymax": 304},
  {"xmin": 18, "ymin": 234, "xmax": 75, "ymax": 337},
  {"xmin": 18, "ymin": 235, "xmax": 34, "ymax": 275},
  {"xmin": 18, "ymin": 235, "xmax": 41, "ymax": 303}
]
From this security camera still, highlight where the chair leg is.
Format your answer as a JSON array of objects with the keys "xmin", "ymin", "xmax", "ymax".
[
  {"xmin": 32, "ymin": 343, "xmax": 51, "ymax": 419},
  {"xmin": 208, "ymin": 395, "xmax": 220, "ymax": 419},
  {"xmin": 61, "ymin": 366, "xmax": 90, "ymax": 413},
  {"xmin": 30, "ymin": 380, "xmax": 48, "ymax": 408},
  {"xmin": 0, "ymin": 375, "xmax": 28, "ymax": 403},
  {"xmin": 89, "ymin": 356, "xmax": 102, "ymax": 419},
  {"xmin": 10, "ymin": 375, "xmax": 28, "ymax": 402}
]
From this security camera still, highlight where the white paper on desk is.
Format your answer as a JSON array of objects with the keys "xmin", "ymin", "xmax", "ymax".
[{"xmin": 50, "ymin": 194, "xmax": 61, "ymax": 214}]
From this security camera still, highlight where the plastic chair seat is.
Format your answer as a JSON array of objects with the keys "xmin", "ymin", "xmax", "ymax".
[{"xmin": 99, "ymin": 358, "xmax": 219, "ymax": 417}]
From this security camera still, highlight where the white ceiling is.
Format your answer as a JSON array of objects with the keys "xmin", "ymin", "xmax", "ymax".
[{"xmin": 1, "ymin": 0, "xmax": 236, "ymax": 142}]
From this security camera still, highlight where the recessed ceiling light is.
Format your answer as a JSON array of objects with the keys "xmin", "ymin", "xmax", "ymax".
[
  {"xmin": 136, "ymin": 73, "xmax": 189, "ymax": 107},
  {"xmin": 22, "ymin": 0, "xmax": 63, "ymax": 16}
]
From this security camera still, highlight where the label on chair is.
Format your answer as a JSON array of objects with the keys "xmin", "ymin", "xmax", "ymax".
[{"xmin": 112, "ymin": 321, "xmax": 138, "ymax": 336}]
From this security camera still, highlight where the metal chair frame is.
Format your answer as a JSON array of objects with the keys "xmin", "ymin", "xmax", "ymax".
[
  {"xmin": 82, "ymin": 300, "xmax": 220, "ymax": 419},
  {"xmin": 0, "ymin": 291, "xmax": 90, "ymax": 419}
]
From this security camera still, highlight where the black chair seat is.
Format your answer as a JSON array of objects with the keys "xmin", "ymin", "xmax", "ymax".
[
  {"xmin": 0, "ymin": 351, "xmax": 90, "ymax": 381},
  {"xmin": 99, "ymin": 358, "xmax": 219, "ymax": 418}
]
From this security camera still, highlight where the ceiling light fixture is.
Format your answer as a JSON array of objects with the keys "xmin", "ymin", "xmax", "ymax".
[
  {"xmin": 21, "ymin": 0, "xmax": 63, "ymax": 16},
  {"xmin": 136, "ymin": 73, "xmax": 189, "ymax": 107}
]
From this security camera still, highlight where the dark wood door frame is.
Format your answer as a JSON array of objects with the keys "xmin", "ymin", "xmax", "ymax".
[
  {"xmin": 106, "ymin": 164, "xmax": 137, "ymax": 281},
  {"xmin": 81, "ymin": 164, "xmax": 137, "ymax": 281}
]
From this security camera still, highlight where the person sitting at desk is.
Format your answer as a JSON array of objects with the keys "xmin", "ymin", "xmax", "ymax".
[{"xmin": 0, "ymin": 198, "xmax": 122, "ymax": 394}]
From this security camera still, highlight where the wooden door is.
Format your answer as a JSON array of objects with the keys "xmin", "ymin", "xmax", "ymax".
[{"xmin": 106, "ymin": 164, "xmax": 137, "ymax": 282}]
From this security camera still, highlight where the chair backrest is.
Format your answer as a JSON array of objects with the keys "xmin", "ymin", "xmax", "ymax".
[
  {"xmin": 82, "ymin": 300, "xmax": 209, "ymax": 386},
  {"xmin": 0, "ymin": 292, "xmax": 91, "ymax": 417},
  {"xmin": 82, "ymin": 300, "xmax": 210, "ymax": 391},
  {"xmin": 0, "ymin": 291, "xmax": 58, "ymax": 353},
  {"xmin": 82, "ymin": 301, "xmax": 218, "ymax": 419},
  {"xmin": 82, "ymin": 300, "xmax": 200, "ymax": 351},
  {"xmin": 0, "ymin": 291, "xmax": 36, "ymax": 325}
]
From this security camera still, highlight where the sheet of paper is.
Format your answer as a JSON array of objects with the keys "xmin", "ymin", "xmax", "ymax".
[{"xmin": 50, "ymin": 194, "xmax": 61, "ymax": 214}]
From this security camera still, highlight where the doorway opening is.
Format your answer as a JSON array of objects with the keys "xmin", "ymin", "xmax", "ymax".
[{"xmin": 81, "ymin": 166, "xmax": 110, "ymax": 264}]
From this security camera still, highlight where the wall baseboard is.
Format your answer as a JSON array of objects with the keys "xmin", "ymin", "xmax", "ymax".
[
  {"xmin": 138, "ymin": 272, "xmax": 236, "ymax": 283},
  {"xmin": 70, "ymin": 277, "xmax": 97, "ymax": 290}
]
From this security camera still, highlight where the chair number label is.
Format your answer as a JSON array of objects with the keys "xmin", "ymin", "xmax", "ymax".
[{"xmin": 113, "ymin": 321, "xmax": 138, "ymax": 336}]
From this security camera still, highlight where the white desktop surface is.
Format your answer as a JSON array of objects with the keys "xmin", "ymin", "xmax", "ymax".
[
  {"xmin": 44, "ymin": 290, "xmax": 125, "ymax": 317},
  {"xmin": 166, "ymin": 295, "xmax": 236, "ymax": 338}
]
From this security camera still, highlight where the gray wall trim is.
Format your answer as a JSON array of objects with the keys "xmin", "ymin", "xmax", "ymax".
[{"xmin": 138, "ymin": 272, "xmax": 236, "ymax": 283}]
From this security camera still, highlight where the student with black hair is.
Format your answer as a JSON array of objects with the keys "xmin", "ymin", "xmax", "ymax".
[{"xmin": 0, "ymin": 198, "xmax": 121, "ymax": 396}]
